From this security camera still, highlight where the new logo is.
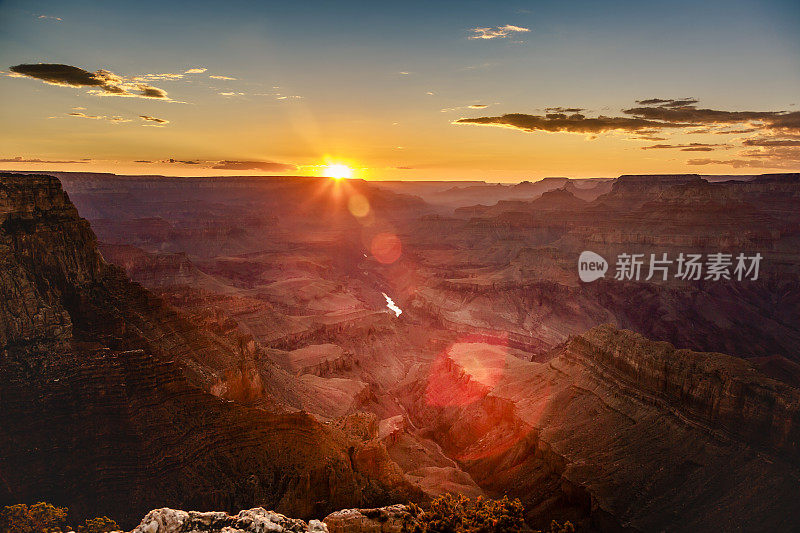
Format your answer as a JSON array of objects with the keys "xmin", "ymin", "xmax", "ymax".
[{"xmin": 578, "ymin": 251, "xmax": 608, "ymax": 282}]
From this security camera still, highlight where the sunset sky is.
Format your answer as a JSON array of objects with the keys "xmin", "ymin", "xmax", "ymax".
[{"xmin": 1, "ymin": 0, "xmax": 799, "ymax": 181}]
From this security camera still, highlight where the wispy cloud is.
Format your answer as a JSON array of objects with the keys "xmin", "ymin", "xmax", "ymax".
[
  {"xmin": 641, "ymin": 142, "xmax": 728, "ymax": 152},
  {"xmin": 687, "ymin": 155, "xmax": 800, "ymax": 169},
  {"xmin": 184, "ymin": 67, "xmax": 207, "ymax": 74},
  {"xmin": 9, "ymin": 63, "xmax": 171, "ymax": 100},
  {"xmin": 209, "ymin": 75, "xmax": 237, "ymax": 80},
  {"xmin": 460, "ymin": 62, "xmax": 496, "ymax": 71},
  {"xmin": 0, "ymin": 156, "xmax": 87, "ymax": 163},
  {"xmin": 36, "ymin": 14, "xmax": 62, "ymax": 22},
  {"xmin": 469, "ymin": 24, "xmax": 530, "ymax": 40},
  {"xmin": 67, "ymin": 112, "xmax": 132, "ymax": 123},
  {"xmin": 211, "ymin": 160, "xmax": 296, "ymax": 172},
  {"xmin": 132, "ymin": 158, "xmax": 296, "ymax": 171},
  {"xmin": 441, "ymin": 103, "xmax": 491, "ymax": 113},
  {"xmin": 135, "ymin": 73, "xmax": 186, "ymax": 81}
]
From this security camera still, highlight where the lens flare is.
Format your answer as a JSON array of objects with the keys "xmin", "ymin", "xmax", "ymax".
[
  {"xmin": 425, "ymin": 341, "xmax": 507, "ymax": 408},
  {"xmin": 370, "ymin": 232, "xmax": 402, "ymax": 264},
  {"xmin": 348, "ymin": 193, "xmax": 370, "ymax": 217}
]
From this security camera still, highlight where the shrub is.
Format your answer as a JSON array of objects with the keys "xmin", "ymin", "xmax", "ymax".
[
  {"xmin": 77, "ymin": 517, "xmax": 119, "ymax": 533},
  {"xmin": 0, "ymin": 502, "xmax": 68, "ymax": 533},
  {"xmin": 0, "ymin": 503, "xmax": 119, "ymax": 533},
  {"xmin": 406, "ymin": 494, "xmax": 526, "ymax": 533},
  {"xmin": 547, "ymin": 520, "xmax": 575, "ymax": 533}
]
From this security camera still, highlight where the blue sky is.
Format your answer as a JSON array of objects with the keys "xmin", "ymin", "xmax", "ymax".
[{"xmin": 1, "ymin": 0, "xmax": 799, "ymax": 179}]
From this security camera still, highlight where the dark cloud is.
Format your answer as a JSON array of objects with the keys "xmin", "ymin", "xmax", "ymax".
[
  {"xmin": 211, "ymin": 160, "xmax": 297, "ymax": 172},
  {"xmin": 454, "ymin": 113, "xmax": 687, "ymax": 134},
  {"xmin": 714, "ymin": 128, "xmax": 758, "ymax": 135},
  {"xmin": 10, "ymin": 63, "xmax": 102, "ymax": 87},
  {"xmin": 139, "ymin": 115, "xmax": 169, "ymax": 124},
  {"xmin": 456, "ymin": 99, "xmax": 800, "ymax": 142},
  {"xmin": 0, "ymin": 156, "xmax": 87, "ymax": 163},
  {"xmin": 743, "ymin": 138, "xmax": 800, "ymax": 147},
  {"xmin": 641, "ymin": 142, "xmax": 726, "ymax": 151},
  {"xmin": 687, "ymin": 158, "xmax": 797, "ymax": 169},
  {"xmin": 623, "ymin": 105, "xmax": 800, "ymax": 133},
  {"xmin": 623, "ymin": 105, "xmax": 779, "ymax": 125},
  {"xmin": 765, "ymin": 112, "xmax": 800, "ymax": 131},
  {"xmin": 68, "ymin": 112, "xmax": 103, "ymax": 119},
  {"xmin": 9, "ymin": 63, "xmax": 168, "ymax": 99},
  {"xmin": 635, "ymin": 98, "xmax": 699, "ymax": 107},
  {"xmin": 545, "ymin": 107, "xmax": 586, "ymax": 113}
]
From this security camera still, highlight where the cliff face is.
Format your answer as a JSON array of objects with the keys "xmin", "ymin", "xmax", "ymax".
[
  {"xmin": 0, "ymin": 174, "xmax": 413, "ymax": 527},
  {"xmin": 563, "ymin": 325, "xmax": 800, "ymax": 456},
  {"xmin": 397, "ymin": 325, "xmax": 800, "ymax": 531},
  {"xmin": 0, "ymin": 175, "xmax": 97, "ymax": 347}
]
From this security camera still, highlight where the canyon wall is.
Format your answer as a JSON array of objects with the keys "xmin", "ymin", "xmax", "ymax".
[{"xmin": 0, "ymin": 174, "xmax": 415, "ymax": 527}]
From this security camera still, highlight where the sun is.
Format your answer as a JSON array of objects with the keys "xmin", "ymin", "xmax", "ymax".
[{"xmin": 323, "ymin": 163, "xmax": 353, "ymax": 180}]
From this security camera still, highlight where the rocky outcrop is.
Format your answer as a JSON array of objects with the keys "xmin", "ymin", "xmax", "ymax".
[
  {"xmin": 324, "ymin": 505, "xmax": 415, "ymax": 533},
  {"xmin": 131, "ymin": 508, "xmax": 327, "ymax": 533},
  {"xmin": 127, "ymin": 504, "xmax": 418, "ymax": 533},
  {"xmin": 564, "ymin": 325, "xmax": 800, "ymax": 457}
]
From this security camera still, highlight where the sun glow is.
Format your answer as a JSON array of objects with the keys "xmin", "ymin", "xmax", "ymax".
[{"xmin": 322, "ymin": 163, "xmax": 353, "ymax": 180}]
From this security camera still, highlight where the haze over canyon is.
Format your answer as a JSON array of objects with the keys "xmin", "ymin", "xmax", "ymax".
[{"xmin": 1, "ymin": 170, "xmax": 798, "ymax": 532}]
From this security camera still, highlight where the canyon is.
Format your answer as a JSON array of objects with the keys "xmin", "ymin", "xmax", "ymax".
[{"xmin": 1, "ymin": 171, "xmax": 799, "ymax": 531}]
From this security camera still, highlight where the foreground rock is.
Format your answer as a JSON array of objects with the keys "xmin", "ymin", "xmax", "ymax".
[
  {"xmin": 130, "ymin": 505, "xmax": 419, "ymax": 533},
  {"xmin": 132, "ymin": 508, "xmax": 327, "ymax": 533},
  {"xmin": 324, "ymin": 505, "xmax": 415, "ymax": 533}
]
